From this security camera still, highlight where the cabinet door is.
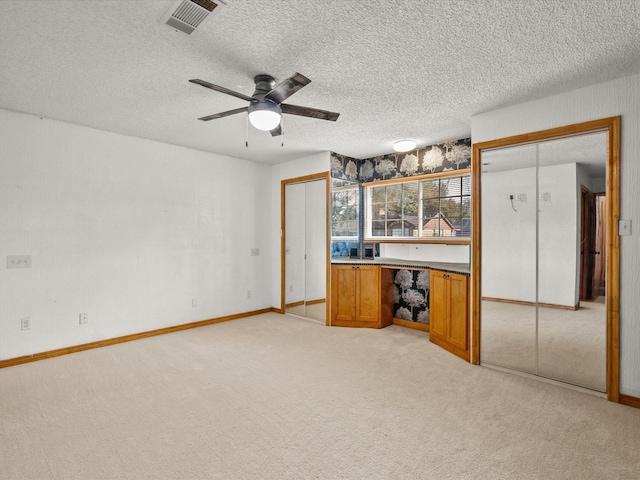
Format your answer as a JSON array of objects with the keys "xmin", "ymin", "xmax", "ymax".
[
  {"xmin": 355, "ymin": 266, "xmax": 379, "ymax": 324},
  {"xmin": 447, "ymin": 273, "xmax": 469, "ymax": 352},
  {"xmin": 430, "ymin": 270, "xmax": 448, "ymax": 339},
  {"xmin": 331, "ymin": 265, "xmax": 356, "ymax": 323},
  {"xmin": 429, "ymin": 270, "xmax": 470, "ymax": 362}
]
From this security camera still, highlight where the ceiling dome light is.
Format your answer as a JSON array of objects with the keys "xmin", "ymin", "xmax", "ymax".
[
  {"xmin": 393, "ymin": 140, "xmax": 417, "ymax": 152},
  {"xmin": 248, "ymin": 99, "xmax": 282, "ymax": 131}
]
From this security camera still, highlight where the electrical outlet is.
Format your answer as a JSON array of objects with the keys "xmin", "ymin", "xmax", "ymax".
[
  {"xmin": 250, "ymin": 248, "xmax": 260, "ymax": 256},
  {"xmin": 21, "ymin": 317, "xmax": 31, "ymax": 330},
  {"xmin": 246, "ymin": 290, "xmax": 251, "ymax": 299},
  {"xmin": 79, "ymin": 312, "xmax": 88, "ymax": 325},
  {"xmin": 192, "ymin": 298, "xmax": 198, "ymax": 308}
]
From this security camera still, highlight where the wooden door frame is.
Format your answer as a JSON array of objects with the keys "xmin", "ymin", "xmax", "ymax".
[
  {"xmin": 280, "ymin": 172, "xmax": 331, "ymax": 325},
  {"xmin": 471, "ymin": 116, "xmax": 621, "ymax": 402}
]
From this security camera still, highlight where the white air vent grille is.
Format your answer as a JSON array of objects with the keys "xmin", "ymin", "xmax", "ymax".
[{"xmin": 160, "ymin": 0, "xmax": 225, "ymax": 35}]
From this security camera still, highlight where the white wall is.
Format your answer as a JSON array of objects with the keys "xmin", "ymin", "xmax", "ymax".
[
  {"xmin": 482, "ymin": 167, "xmax": 537, "ymax": 303},
  {"xmin": 471, "ymin": 73, "xmax": 640, "ymax": 398},
  {"xmin": 270, "ymin": 152, "xmax": 330, "ymax": 308},
  {"xmin": 0, "ymin": 109, "xmax": 272, "ymax": 360},
  {"xmin": 538, "ymin": 163, "xmax": 579, "ymax": 307},
  {"xmin": 381, "ymin": 243, "xmax": 470, "ymax": 264},
  {"xmin": 482, "ymin": 162, "xmax": 581, "ymax": 307}
]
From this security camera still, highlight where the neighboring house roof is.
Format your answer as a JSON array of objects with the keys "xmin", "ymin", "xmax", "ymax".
[{"xmin": 423, "ymin": 212, "xmax": 457, "ymax": 232}]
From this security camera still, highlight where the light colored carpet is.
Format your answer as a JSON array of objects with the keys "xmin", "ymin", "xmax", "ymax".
[
  {"xmin": 1, "ymin": 312, "xmax": 639, "ymax": 479},
  {"xmin": 481, "ymin": 299, "xmax": 606, "ymax": 391}
]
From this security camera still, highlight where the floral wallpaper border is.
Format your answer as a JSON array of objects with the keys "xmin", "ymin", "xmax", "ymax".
[{"xmin": 330, "ymin": 137, "xmax": 471, "ymax": 182}]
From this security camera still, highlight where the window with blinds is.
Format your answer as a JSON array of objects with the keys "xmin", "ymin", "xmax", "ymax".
[{"xmin": 365, "ymin": 172, "xmax": 471, "ymax": 241}]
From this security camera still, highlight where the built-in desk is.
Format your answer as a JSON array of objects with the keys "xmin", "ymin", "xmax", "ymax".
[
  {"xmin": 330, "ymin": 258, "xmax": 469, "ymax": 330},
  {"xmin": 330, "ymin": 257, "xmax": 471, "ymax": 361}
]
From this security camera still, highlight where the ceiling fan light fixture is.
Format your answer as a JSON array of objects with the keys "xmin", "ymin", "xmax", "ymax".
[
  {"xmin": 393, "ymin": 140, "xmax": 417, "ymax": 152},
  {"xmin": 248, "ymin": 100, "xmax": 282, "ymax": 131}
]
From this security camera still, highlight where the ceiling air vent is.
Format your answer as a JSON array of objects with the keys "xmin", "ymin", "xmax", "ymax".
[{"xmin": 160, "ymin": 0, "xmax": 226, "ymax": 35}]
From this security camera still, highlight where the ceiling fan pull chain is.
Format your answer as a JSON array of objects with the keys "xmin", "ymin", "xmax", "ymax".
[
  {"xmin": 281, "ymin": 116, "xmax": 284, "ymax": 147},
  {"xmin": 245, "ymin": 114, "xmax": 249, "ymax": 148}
]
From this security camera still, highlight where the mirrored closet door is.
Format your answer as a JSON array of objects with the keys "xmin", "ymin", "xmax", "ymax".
[
  {"xmin": 480, "ymin": 132, "xmax": 608, "ymax": 392},
  {"xmin": 284, "ymin": 176, "xmax": 328, "ymax": 323}
]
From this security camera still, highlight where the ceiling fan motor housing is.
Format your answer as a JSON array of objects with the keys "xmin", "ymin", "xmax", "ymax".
[{"xmin": 252, "ymin": 74, "xmax": 276, "ymax": 98}]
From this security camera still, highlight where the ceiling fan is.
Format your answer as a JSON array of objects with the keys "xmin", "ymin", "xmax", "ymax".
[{"xmin": 189, "ymin": 72, "xmax": 340, "ymax": 136}]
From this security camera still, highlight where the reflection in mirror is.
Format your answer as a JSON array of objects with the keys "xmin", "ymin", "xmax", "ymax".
[
  {"xmin": 537, "ymin": 133, "xmax": 607, "ymax": 390},
  {"xmin": 481, "ymin": 143, "xmax": 538, "ymax": 374},
  {"xmin": 284, "ymin": 179, "xmax": 327, "ymax": 323},
  {"xmin": 480, "ymin": 133, "xmax": 607, "ymax": 392}
]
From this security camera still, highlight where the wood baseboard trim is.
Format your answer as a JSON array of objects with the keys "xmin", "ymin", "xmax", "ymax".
[
  {"xmin": 306, "ymin": 298, "xmax": 326, "ymax": 306},
  {"xmin": 284, "ymin": 300, "xmax": 305, "ymax": 308},
  {"xmin": 482, "ymin": 296, "xmax": 579, "ymax": 311},
  {"xmin": 0, "ymin": 307, "xmax": 277, "ymax": 369},
  {"xmin": 285, "ymin": 298, "xmax": 326, "ymax": 309},
  {"xmin": 619, "ymin": 394, "xmax": 640, "ymax": 409},
  {"xmin": 392, "ymin": 318, "xmax": 430, "ymax": 332}
]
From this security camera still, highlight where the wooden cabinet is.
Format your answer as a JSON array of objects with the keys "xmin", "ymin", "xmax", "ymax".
[
  {"xmin": 330, "ymin": 264, "xmax": 393, "ymax": 328},
  {"xmin": 429, "ymin": 270, "xmax": 470, "ymax": 362}
]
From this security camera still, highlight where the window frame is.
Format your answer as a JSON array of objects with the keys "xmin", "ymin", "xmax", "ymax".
[{"xmin": 363, "ymin": 169, "xmax": 471, "ymax": 245}]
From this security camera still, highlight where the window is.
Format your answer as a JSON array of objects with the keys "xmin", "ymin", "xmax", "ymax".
[
  {"xmin": 370, "ymin": 182, "xmax": 418, "ymax": 237},
  {"xmin": 331, "ymin": 184, "xmax": 359, "ymax": 238},
  {"xmin": 365, "ymin": 172, "xmax": 471, "ymax": 241}
]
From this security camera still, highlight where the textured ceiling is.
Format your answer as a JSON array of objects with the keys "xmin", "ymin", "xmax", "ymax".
[{"xmin": 0, "ymin": 0, "xmax": 639, "ymax": 165}]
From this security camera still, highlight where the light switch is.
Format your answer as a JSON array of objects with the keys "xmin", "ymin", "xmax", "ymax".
[
  {"xmin": 619, "ymin": 219, "xmax": 632, "ymax": 236},
  {"xmin": 7, "ymin": 255, "xmax": 31, "ymax": 269}
]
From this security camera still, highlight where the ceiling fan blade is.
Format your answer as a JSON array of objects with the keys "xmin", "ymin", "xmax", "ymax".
[
  {"xmin": 265, "ymin": 72, "xmax": 311, "ymax": 104},
  {"xmin": 270, "ymin": 124, "xmax": 282, "ymax": 137},
  {"xmin": 189, "ymin": 79, "xmax": 253, "ymax": 102},
  {"xmin": 281, "ymin": 103, "xmax": 340, "ymax": 122},
  {"xmin": 197, "ymin": 107, "xmax": 248, "ymax": 121}
]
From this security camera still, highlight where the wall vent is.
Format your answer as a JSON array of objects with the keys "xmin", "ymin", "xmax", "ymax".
[{"xmin": 160, "ymin": 0, "xmax": 226, "ymax": 35}]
